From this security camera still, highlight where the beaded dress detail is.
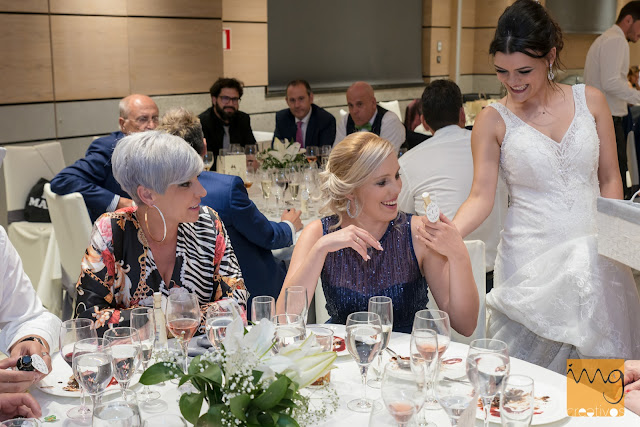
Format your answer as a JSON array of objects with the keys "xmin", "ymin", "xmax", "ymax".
[
  {"xmin": 320, "ymin": 214, "xmax": 428, "ymax": 331},
  {"xmin": 487, "ymin": 84, "xmax": 640, "ymax": 372}
]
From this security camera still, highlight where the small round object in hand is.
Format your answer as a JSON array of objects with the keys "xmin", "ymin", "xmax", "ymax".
[{"xmin": 16, "ymin": 354, "xmax": 49, "ymax": 375}]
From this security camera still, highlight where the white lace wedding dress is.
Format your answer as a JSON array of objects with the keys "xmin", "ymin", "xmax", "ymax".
[{"xmin": 486, "ymin": 84, "xmax": 640, "ymax": 373}]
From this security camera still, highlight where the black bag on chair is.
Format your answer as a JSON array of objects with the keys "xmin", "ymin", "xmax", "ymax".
[{"xmin": 24, "ymin": 177, "xmax": 51, "ymax": 222}]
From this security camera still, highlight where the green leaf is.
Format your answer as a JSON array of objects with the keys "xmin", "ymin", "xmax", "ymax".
[
  {"xmin": 139, "ymin": 362, "xmax": 182, "ymax": 385},
  {"xmin": 196, "ymin": 404, "xmax": 224, "ymax": 427},
  {"xmin": 187, "ymin": 355, "xmax": 203, "ymax": 375},
  {"xmin": 178, "ymin": 374, "xmax": 194, "ymax": 387},
  {"xmin": 197, "ymin": 363, "xmax": 223, "ymax": 384},
  {"xmin": 230, "ymin": 394, "xmax": 251, "ymax": 421},
  {"xmin": 253, "ymin": 376, "xmax": 289, "ymax": 410},
  {"xmin": 252, "ymin": 369, "xmax": 263, "ymax": 384},
  {"xmin": 257, "ymin": 412, "xmax": 275, "ymax": 426},
  {"xmin": 276, "ymin": 413, "xmax": 299, "ymax": 427},
  {"xmin": 274, "ymin": 398, "xmax": 297, "ymax": 409},
  {"xmin": 179, "ymin": 392, "xmax": 204, "ymax": 425}
]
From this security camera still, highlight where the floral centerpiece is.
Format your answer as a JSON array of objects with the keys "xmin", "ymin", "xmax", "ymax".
[
  {"xmin": 256, "ymin": 138, "xmax": 306, "ymax": 170},
  {"xmin": 140, "ymin": 317, "xmax": 337, "ymax": 426}
]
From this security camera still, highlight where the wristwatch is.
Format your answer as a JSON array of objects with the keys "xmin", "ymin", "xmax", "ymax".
[{"xmin": 18, "ymin": 336, "xmax": 46, "ymax": 348}]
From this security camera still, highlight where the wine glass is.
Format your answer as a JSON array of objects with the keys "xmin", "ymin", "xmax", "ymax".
[
  {"xmin": 244, "ymin": 168, "xmax": 254, "ymax": 192},
  {"xmin": 274, "ymin": 168, "xmax": 288, "ymax": 198},
  {"xmin": 466, "ymin": 338, "xmax": 510, "ymax": 427},
  {"xmin": 320, "ymin": 145, "xmax": 331, "ymax": 169},
  {"xmin": 284, "ymin": 285, "xmax": 308, "ymax": 324},
  {"xmin": 229, "ymin": 143, "xmax": 242, "ymax": 154},
  {"xmin": 381, "ymin": 359, "xmax": 426, "ymax": 427},
  {"xmin": 103, "ymin": 327, "xmax": 142, "ymax": 399},
  {"xmin": 130, "ymin": 307, "xmax": 162, "ymax": 405},
  {"xmin": 166, "ymin": 293, "xmax": 201, "ymax": 374},
  {"xmin": 288, "ymin": 171, "xmax": 301, "ymax": 201},
  {"xmin": 434, "ymin": 368, "xmax": 476, "ymax": 427},
  {"xmin": 367, "ymin": 296, "xmax": 393, "ymax": 388},
  {"xmin": 202, "ymin": 151, "xmax": 214, "ymax": 171},
  {"xmin": 305, "ymin": 146, "xmax": 318, "ymax": 166},
  {"xmin": 500, "ymin": 375, "xmax": 534, "ymax": 426},
  {"xmin": 346, "ymin": 311, "xmax": 383, "ymax": 412},
  {"xmin": 59, "ymin": 318, "xmax": 97, "ymax": 420},
  {"xmin": 251, "ymin": 295, "xmax": 275, "ymax": 323},
  {"xmin": 260, "ymin": 170, "xmax": 272, "ymax": 212},
  {"xmin": 413, "ymin": 309, "xmax": 451, "ymax": 409},
  {"xmin": 73, "ymin": 337, "xmax": 113, "ymax": 408},
  {"xmin": 410, "ymin": 329, "xmax": 439, "ymax": 427},
  {"xmin": 271, "ymin": 314, "xmax": 305, "ymax": 353},
  {"xmin": 92, "ymin": 389, "xmax": 141, "ymax": 427},
  {"xmin": 245, "ymin": 144, "xmax": 258, "ymax": 170},
  {"xmin": 205, "ymin": 301, "xmax": 234, "ymax": 350}
]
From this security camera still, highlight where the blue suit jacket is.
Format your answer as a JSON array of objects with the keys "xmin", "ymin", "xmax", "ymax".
[
  {"xmin": 198, "ymin": 172, "xmax": 291, "ymax": 316},
  {"xmin": 273, "ymin": 104, "xmax": 336, "ymax": 147},
  {"xmin": 50, "ymin": 131, "xmax": 129, "ymax": 222}
]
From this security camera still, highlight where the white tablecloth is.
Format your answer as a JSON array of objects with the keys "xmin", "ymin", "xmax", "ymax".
[{"xmin": 31, "ymin": 332, "xmax": 640, "ymax": 426}]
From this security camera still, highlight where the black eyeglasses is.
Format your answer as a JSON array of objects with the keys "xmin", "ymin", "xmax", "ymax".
[{"xmin": 219, "ymin": 95, "xmax": 241, "ymax": 104}]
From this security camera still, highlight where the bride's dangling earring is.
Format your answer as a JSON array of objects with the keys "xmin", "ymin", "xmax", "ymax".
[{"xmin": 548, "ymin": 63, "xmax": 555, "ymax": 81}]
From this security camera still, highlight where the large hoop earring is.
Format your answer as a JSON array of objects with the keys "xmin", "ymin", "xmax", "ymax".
[
  {"xmin": 346, "ymin": 199, "xmax": 360, "ymax": 218},
  {"xmin": 144, "ymin": 205, "xmax": 167, "ymax": 243},
  {"xmin": 548, "ymin": 63, "xmax": 554, "ymax": 81}
]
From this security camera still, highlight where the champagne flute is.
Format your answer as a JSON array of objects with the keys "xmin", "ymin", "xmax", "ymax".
[
  {"xmin": 73, "ymin": 337, "xmax": 113, "ymax": 408},
  {"xmin": 205, "ymin": 301, "xmax": 234, "ymax": 350},
  {"xmin": 166, "ymin": 293, "xmax": 201, "ymax": 374},
  {"xmin": 320, "ymin": 145, "xmax": 331, "ymax": 169},
  {"xmin": 466, "ymin": 338, "xmax": 510, "ymax": 427},
  {"xmin": 271, "ymin": 314, "xmax": 305, "ymax": 352},
  {"xmin": 92, "ymin": 389, "xmax": 141, "ymax": 426},
  {"xmin": 202, "ymin": 151, "xmax": 214, "ymax": 171},
  {"xmin": 368, "ymin": 296, "xmax": 393, "ymax": 388},
  {"xmin": 59, "ymin": 318, "xmax": 97, "ymax": 420},
  {"xmin": 103, "ymin": 327, "xmax": 142, "ymax": 399},
  {"xmin": 346, "ymin": 311, "xmax": 383, "ymax": 412},
  {"xmin": 434, "ymin": 368, "xmax": 476, "ymax": 427},
  {"xmin": 500, "ymin": 375, "xmax": 534, "ymax": 427},
  {"xmin": 130, "ymin": 308, "xmax": 162, "ymax": 403},
  {"xmin": 289, "ymin": 171, "xmax": 301, "ymax": 201},
  {"xmin": 260, "ymin": 170, "xmax": 272, "ymax": 213},
  {"xmin": 381, "ymin": 359, "xmax": 426, "ymax": 427},
  {"xmin": 251, "ymin": 295, "xmax": 275, "ymax": 323},
  {"xmin": 284, "ymin": 285, "xmax": 308, "ymax": 324},
  {"xmin": 413, "ymin": 309, "xmax": 451, "ymax": 409},
  {"xmin": 410, "ymin": 329, "xmax": 439, "ymax": 427}
]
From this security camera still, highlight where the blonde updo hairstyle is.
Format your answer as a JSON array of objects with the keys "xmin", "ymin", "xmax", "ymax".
[{"xmin": 319, "ymin": 132, "xmax": 396, "ymax": 229}]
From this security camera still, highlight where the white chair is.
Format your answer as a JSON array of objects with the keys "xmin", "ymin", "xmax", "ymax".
[
  {"xmin": 427, "ymin": 240, "xmax": 486, "ymax": 344},
  {"xmin": 378, "ymin": 100, "xmax": 403, "ymax": 122},
  {"xmin": 627, "ymin": 130, "xmax": 639, "ymax": 188},
  {"xmin": 1, "ymin": 142, "xmax": 66, "ymax": 297}
]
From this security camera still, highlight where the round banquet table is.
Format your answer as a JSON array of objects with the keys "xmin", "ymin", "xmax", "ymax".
[{"xmin": 31, "ymin": 331, "xmax": 640, "ymax": 426}]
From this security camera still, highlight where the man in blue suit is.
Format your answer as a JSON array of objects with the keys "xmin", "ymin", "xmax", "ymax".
[
  {"xmin": 157, "ymin": 108, "xmax": 303, "ymax": 317},
  {"xmin": 273, "ymin": 80, "xmax": 336, "ymax": 147},
  {"xmin": 50, "ymin": 94, "xmax": 159, "ymax": 222}
]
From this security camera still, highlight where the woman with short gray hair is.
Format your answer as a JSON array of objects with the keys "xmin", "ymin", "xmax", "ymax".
[{"xmin": 75, "ymin": 131, "xmax": 247, "ymax": 336}]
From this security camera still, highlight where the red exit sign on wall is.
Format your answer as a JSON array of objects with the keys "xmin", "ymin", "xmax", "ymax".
[{"xmin": 223, "ymin": 28, "xmax": 231, "ymax": 51}]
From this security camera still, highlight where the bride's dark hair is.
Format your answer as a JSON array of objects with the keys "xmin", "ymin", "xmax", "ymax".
[{"xmin": 489, "ymin": 0, "xmax": 564, "ymax": 78}]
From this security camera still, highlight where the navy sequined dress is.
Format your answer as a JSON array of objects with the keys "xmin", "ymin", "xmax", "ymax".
[{"xmin": 320, "ymin": 214, "xmax": 429, "ymax": 332}]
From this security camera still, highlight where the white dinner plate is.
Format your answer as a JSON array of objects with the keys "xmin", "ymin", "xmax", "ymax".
[
  {"xmin": 35, "ymin": 352, "xmax": 140, "ymax": 398},
  {"xmin": 309, "ymin": 324, "xmax": 348, "ymax": 356},
  {"xmin": 476, "ymin": 380, "xmax": 567, "ymax": 425}
]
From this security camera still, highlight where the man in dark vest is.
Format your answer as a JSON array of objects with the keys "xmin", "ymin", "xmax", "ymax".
[
  {"xmin": 334, "ymin": 81, "xmax": 405, "ymax": 150},
  {"xmin": 273, "ymin": 79, "xmax": 336, "ymax": 148},
  {"xmin": 198, "ymin": 77, "xmax": 256, "ymax": 170}
]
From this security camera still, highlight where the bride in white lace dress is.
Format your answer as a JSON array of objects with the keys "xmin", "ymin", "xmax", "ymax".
[{"xmin": 454, "ymin": 0, "xmax": 640, "ymax": 373}]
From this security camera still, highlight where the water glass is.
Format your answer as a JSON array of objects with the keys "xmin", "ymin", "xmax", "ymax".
[
  {"xmin": 271, "ymin": 314, "xmax": 305, "ymax": 352},
  {"xmin": 93, "ymin": 389, "xmax": 141, "ymax": 427},
  {"xmin": 103, "ymin": 327, "xmax": 142, "ymax": 399},
  {"xmin": 284, "ymin": 285, "xmax": 309, "ymax": 324},
  {"xmin": 73, "ymin": 337, "xmax": 113, "ymax": 407},
  {"xmin": 308, "ymin": 326, "xmax": 334, "ymax": 386},
  {"xmin": 1, "ymin": 420, "xmax": 39, "ymax": 427},
  {"xmin": 130, "ymin": 307, "xmax": 162, "ymax": 404},
  {"xmin": 466, "ymin": 339, "xmax": 510, "ymax": 427},
  {"xmin": 368, "ymin": 295, "xmax": 393, "ymax": 388},
  {"xmin": 434, "ymin": 369, "xmax": 476, "ymax": 427},
  {"xmin": 346, "ymin": 311, "xmax": 383, "ymax": 412},
  {"xmin": 205, "ymin": 301, "xmax": 235, "ymax": 350},
  {"xmin": 500, "ymin": 375, "xmax": 534, "ymax": 427},
  {"xmin": 251, "ymin": 295, "xmax": 276, "ymax": 323},
  {"xmin": 381, "ymin": 359, "xmax": 426, "ymax": 427}
]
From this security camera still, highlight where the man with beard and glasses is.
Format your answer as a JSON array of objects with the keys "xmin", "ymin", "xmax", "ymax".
[{"xmin": 198, "ymin": 77, "xmax": 256, "ymax": 170}]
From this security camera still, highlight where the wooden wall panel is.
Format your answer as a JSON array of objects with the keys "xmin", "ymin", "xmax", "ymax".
[
  {"xmin": 461, "ymin": 0, "xmax": 476, "ymax": 28},
  {"xmin": 562, "ymin": 34, "xmax": 598, "ymax": 70},
  {"xmin": 222, "ymin": 0, "xmax": 266, "ymax": 22},
  {"xmin": 423, "ymin": 27, "xmax": 451, "ymax": 77},
  {"xmin": 423, "ymin": 0, "xmax": 450, "ymax": 27},
  {"xmin": 0, "ymin": 0, "xmax": 47, "ymax": 13},
  {"xmin": 475, "ymin": 0, "xmax": 509, "ymax": 27},
  {"xmin": 223, "ymin": 22, "xmax": 267, "ymax": 86},
  {"xmin": 128, "ymin": 18, "xmax": 222, "ymax": 95},
  {"xmin": 473, "ymin": 28, "xmax": 495, "ymax": 74},
  {"xmin": 49, "ymin": 0, "xmax": 126, "ymax": 15},
  {"xmin": 460, "ymin": 28, "xmax": 475, "ymax": 75},
  {"xmin": 126, "ymin": 0, "xmax": 221, "ymax": 19},
  {"xmin": 0, "ymin": 15, "xmax": 53, "ymax": 103},
  {"xmin": 51, "ymin": 16, "xmax": 129, "ymax": 100}
]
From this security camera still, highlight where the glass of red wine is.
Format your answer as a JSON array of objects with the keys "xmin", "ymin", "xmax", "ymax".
[
  {"xmin": 166, "ymin": 293, "xmax": 201, "ymax": 374},
  {"xmin": 59, "ymin": 318, "xmax": 97, "ymax": 420}
]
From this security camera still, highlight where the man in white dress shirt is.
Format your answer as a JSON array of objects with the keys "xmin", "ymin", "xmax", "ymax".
[
  {"xmin": 397, "ymin": 80, "xmax": 506, "ymax": 292},
  {"xmin": 584, "ymin": 0, "xmax": 640, "ymax": 197},
  {"xmin": 334, "ymin": 81, "xmax": 405, "ymax": 150}
]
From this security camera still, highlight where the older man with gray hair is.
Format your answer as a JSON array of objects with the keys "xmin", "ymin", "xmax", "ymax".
[{"xmin": 51, "ymin": 94, "xmax": 159, "ymax": 222}]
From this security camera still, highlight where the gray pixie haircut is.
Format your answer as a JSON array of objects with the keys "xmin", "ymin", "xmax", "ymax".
[{"xmin": 112, "ymin": 131, "xmax": 203, "ymax": 204}]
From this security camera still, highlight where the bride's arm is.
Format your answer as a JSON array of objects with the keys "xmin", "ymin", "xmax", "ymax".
[
  {"xmin": 453, "ymin": 107, "xmax": 503, "ymax": 237},
  {"xmin": 585, "ymin": 86, "xmax": 624, "ymax": 199}
]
